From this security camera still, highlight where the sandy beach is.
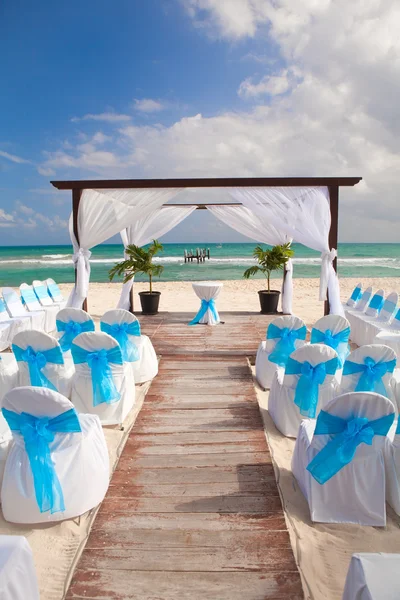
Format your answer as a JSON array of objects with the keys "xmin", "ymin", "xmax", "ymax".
[{"xmin": 58, "ymin": 277, "xmax": 400, "ymax": 325}]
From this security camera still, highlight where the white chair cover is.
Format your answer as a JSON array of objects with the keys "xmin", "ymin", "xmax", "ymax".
[
  {"xmin": 391, "ymin": 309, "xmax": 400, "ymax": 331},
  {"xmin": 56, "ymin": 307, "xmax": 95, "ymax": 371},
  {"xmin": 340, "ymin": 345, "xmax": 397, "ymax": 406},
  {"xmin": 255, "ymin": 315, "xmax": 306, "ymax": 390},
  {"xmin": 32, "ymin": 279, "xmax": 53, "ymax": 306},
  {"xmin": 365, "ymin": 289, "xmax": 385, "ymax": 318},
  {"xmin": 0, "ymin": 536, "xmax": 40, "ymax": 600},
  {"xmin": 2, "ymin": 287, "xmax": 45, "ymax": 331},
  {"xmin": 0, "ymin": 324, "xmax": 10, "ymax": 352},
  {"xmin": 345, "ymin": 282, "xmax": 362, "ymax": 308},
  {"xmin": 345, "ymin": 287, "xmax": 374, "ymax": 346},
  {"xmin": 353, "ymin": 293, "xmax": 400, "ymax": 346},
  {"xmin": 100, "ymin": 309, "xmax": 158, "ymax": 384},
  {"xmin": 269, "ymin": 343, "xmax": 340, "ymax": 438},
  {"xmin": 0, "ymin": 353, "xmax": 19, "ymax": 404},
  {"xmin": 190, "ymin": 282, "xmax": 223, "ymax": 325},
  {"xmin": 311, "ymin": 314, "xmax": 350, "ymax": 370},
  {"xmin": 0, "ymin": 297, "xmax": 29, "ymax": 342},
  {"xmin": 378, "ymin": 292, "xmax": 398, "ymax": 323},
  {"xmin": 46, "ymin": 278, "xmax": 67, "ymax": 309},
  {"xmin": 1, "ymin": 386, "xmax": 109, "ymax": 523},
  {"xmin": 12, "ymin": 330, "xmax": 73, "ymax": 398},
  {"xmin": 70, "ymin": 331, "xmax": 135, "ymax": 425},
  {"xmin": 292, "ymin": 391, "xmax": 395, "ymax": 525},
  {"xmin": 20, "ymin": 283, "xmax": 58, "ymax": 333},
  {"xmin": 342, "ymin": 553, "xmax": 400, "ymax": 600}
]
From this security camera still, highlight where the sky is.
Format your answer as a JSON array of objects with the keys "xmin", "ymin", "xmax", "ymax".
[{"xmin": 1, "ymin": 0, "xmax": 400, "ymax": 245}]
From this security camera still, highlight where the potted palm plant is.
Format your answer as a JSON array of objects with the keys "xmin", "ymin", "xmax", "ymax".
[
  {"xmin": 109, "ymin": 240, "xmax": 164, "ymax": 315},
  {"xmin": 243, "ymin": 243, "xmax": 294, "ymax": 314}
]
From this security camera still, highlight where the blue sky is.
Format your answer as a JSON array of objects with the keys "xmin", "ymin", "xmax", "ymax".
[{"xmin": 1, "ymin": 0, "xmax": 399, "ymax": 245}]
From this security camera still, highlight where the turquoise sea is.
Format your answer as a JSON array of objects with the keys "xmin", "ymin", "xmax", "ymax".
[{"xmin": 0, "ymin": 243, "xmax": 399, "ymax": 286}]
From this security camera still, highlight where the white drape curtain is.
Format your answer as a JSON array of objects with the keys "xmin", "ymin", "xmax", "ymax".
[
  {"xmin": 68, "ymin": 188, "xmax": 183, "ymax": 308},
  {"xmin": 207, "ymin": 205, "xmax": 294, "ymax": 314},
  {"xmin": 228, "ymin": 187, "xmax": 343, "ymax": 315},
  {"xmin": 117, "ymin": 205, "xmax": 197, "ymax": 310}
]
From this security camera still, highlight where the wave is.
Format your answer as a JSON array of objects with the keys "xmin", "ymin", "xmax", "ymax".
[{"xmin": 42, "ymin": 254, "xmax": 72, "ymax": 259}]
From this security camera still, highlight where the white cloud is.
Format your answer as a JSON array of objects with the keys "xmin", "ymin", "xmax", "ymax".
[
  {"xmin": 71, "ymin": 112, "xmax": 131, "ymax": 123},
  {"xmin": 38, "ymin": 166, "xmax": 56, "ymax": 176},
  {"xmin": 15, "ymin": 201, "xmax": 34, "ymax": 215},
  {"xmin": 0, "ymin": 208, "xmax": 15, "ymax": 227},
  {"xmin": 0, "ymin": 202, "xmax": 68, "ymax": 232},
  {"xmin": 37, "ymin": 0, "xmax": 400, "ymax": 241},
  {"xmin": 0, "ymin": 150, "xmax": 30, "ymax": 164},
  {"xmin": 134, "ymin": 98, "xmax": 165, "ymax": 113}
]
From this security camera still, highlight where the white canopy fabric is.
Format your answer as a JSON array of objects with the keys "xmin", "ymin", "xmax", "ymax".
[
  {"xmin": 117, "ymin": 205, "xmax": 197, "ymax": 310},
  {"xmin": 67, "ymin": 188, "xmax": 183, "ymax": 308},
  {"xmin": 228, "ymin": 186, "xmax": 343, "ymax": 315},
  {"xmin": 207, "ymin": 204, "xmax": 294, "ymax": 314}
]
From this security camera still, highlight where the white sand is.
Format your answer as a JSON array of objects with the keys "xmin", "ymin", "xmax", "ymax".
[{"xmin": 58, "ymin": 276, "xmax": 400, "ymax": 326}]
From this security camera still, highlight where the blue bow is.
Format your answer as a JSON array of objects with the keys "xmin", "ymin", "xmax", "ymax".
[
  {"xmin": 56, "ymin": 319, "xmax": 94, "ymax": 352},
  {"xmin": 189, "ymin": 298, "xmax": 219, "ymax": 326},
  {"xmin": 100, "ymin": 321, "xmax": 140, "ymax": 362},
  {"xmin": 71, "ymin": 344, "xmax": 122, "ymax": 406},
  {"xmin": 2, "ymin": 407, "xmax": 81, "ymax": 513},
  {"xmin": 285, "ymin": 356, "xmax": 339, "ymax": 418},
  {"xmin": 369, "ymin": 294, "xmax": 384, "ymax": 312},
  {"xmin": 311, "ymin": 327, "xmax": 350, "ymax": 366},
  {"xmin": 350, "ymin": 286, "xmax": 362, "ymax": 303},
  {"xmin": 267, "ymin": 324, "xmax": 307, "ymax": 367},
  {"xmin": 343, "ymin": 356, "xmax": 396, "ymax": 397},
  {"xmin": 307, "ymin": 409, "xmax": 394, "ymax": 484},
  {"xmin": 13, "ymin": 344, "xmax": 64, "ymax": 391}
]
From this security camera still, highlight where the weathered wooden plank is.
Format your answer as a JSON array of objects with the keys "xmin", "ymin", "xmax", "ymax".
[
  {"xmin": 142, "ymin": 393, "xmax": 254, "ymax": 409},
  {"xmin": 92, "ymin": 512, "xmax": 288, "ymax": 533},
  {"xmin": 77, "ymin": 544, "xmax": 297, "ymax": 572},
  {"xmin": 120, "ymin": 451, "xmax": 272, "ymax": 468},
  {"xmin": 67, "ymin": 570, "xmax": 303, "ymax": 600},
  {"xmin": 122, "ymin": 440, "xmax": 266, "ymax": 456},
  {"xmin": 97, "ymin": 494, "xmax": 283, "ymax": 513},
  {"xmin": 127, "ymin": 430, "xmax": 265, "ymax": 445},
  {"xmin": 107, "ymin": 479, "xmax": 279, "ymax": 497},
  {"xmin": 114, "ymin": 464, "xmax": 275, "ymax": 483}
]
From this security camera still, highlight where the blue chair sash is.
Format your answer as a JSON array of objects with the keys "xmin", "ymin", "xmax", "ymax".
[
  {"xmin": 71, "ymin": 344, "xmax": 122, "ymax": 406},
  {"xmin": 394, "ymin": 309, "xmax": 400, "ymax": 323},
  {"xmin": 382, "ymin": 300, "xmax": 397, "ymax": 315},
  {"xmin": 350, "ymin": 286, "xmax": 362, "ymax": 303},
  {"xmin": 267, "ymin": 324, "xmax": 307, "ymax": 367},
  {"xmin": 48, "ymin": 283, "xmax": 62, "ymax": 300},
  {"xmin": 307, "ymin": 409, "xmax": 394, "ymax": 484},
  {"xmin": 189, "ymin": 298, "xmax": 218, "ymax": 326},
  {"xmin": 2, "ymin": 407, "xmax": 81, "ymax": 513},
  {"xmin": 21, "ymin": 288, "xmax": 39, "ymax": 305},
  {"xmin": 13, "ymin": 344, "xmax": 64, "ymax": 391},
  {"xmin": 56, "ymin": 319, "xmax": 95, "ymax": 352},
  {"xmin": 34, "ymin": 285, "xmax": 48, "ymax": 300},
  {"xmin": 0, "ymin": 298, "xmax": 7, "ymax": 313},
  {"xmin": 100, "ymin": 321, "xmax": 140, "ymax": 362},
  {"xmin": 285, "ymin": 356, "xmax": 339, "ymax": 418},
  {"xmin": 369, "ymin": 294, "xmax": 384, "ymax": 312},
  {"xmin": 343, "ymin": 356, "xmax": 396, "ymax": 397},
  {"xmin": 311, "ymin": 327, "xmax": 350, "ymax": 366}
]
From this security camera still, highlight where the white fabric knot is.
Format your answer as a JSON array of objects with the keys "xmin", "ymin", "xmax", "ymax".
[
  {"xmin": 285, "ymin": 258, "xmax": 293, "ymax": 274},
  {"xmin": 321, "ymin": 248, "xmax": 337, "ymax": 264},
  {"xmin": 320, "ymin": 248, "xmax": 337, "ymax": 302},
  {"xmin": 73, "ymin": 248, "xmax": 91, "ymax": 265}
]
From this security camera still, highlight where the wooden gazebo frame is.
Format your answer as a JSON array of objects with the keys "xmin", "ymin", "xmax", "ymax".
[{"xmin": 51, "ymin": 176, "xmax": 362, "ymax": 314}]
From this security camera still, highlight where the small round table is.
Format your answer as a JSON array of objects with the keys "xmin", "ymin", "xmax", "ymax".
[{"xmin": 189, "ymin": 282, "xmax": 223, "ymax": 326}]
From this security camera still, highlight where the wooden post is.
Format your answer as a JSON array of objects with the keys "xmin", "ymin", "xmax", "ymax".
[
  {"xmin": 129, "ymin": 284, "xmax": 134, "ymax": 314},
  {"xmin": 325, "ymin": 185, "xmax": 339, "ymax": 315},
  {"xmin": 72, "ymin": 188, "xmax": 88, "ymax": 312}
]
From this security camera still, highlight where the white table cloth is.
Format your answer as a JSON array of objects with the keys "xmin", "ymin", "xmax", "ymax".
[
  {"xmin": 342, "ymin": 553, "xmax": 400, "ymax": 600},
  {"xmin": 0, "ymin": 324, "xmax": 10, "ymax": 352},
  {"xmin": 0, "ymin": 536, "xmax": 39, "ymax": 600},
  {"xmin": 374, "ymin": 331, "xmax": 400, "ymax": 356},
  {"xmin": 190, "ymin": 282, "xmax": 223, "ymax": 325}
]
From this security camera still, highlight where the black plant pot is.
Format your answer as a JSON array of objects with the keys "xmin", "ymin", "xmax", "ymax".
[
  {"xmin": 258, "ymin": 290, "xmax": 280, "ymax": 314},
  {"xmin": 139, "ymin": 291, "xmax": 161, "ymax": 315}
]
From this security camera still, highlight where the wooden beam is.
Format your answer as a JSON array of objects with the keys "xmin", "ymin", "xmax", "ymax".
[
  {"xmin": 51, "ymin": 176, "xmax": 362, "ymax": 190},
  {"xmin": 325, "ymin": 185, "xmax": 339, "ymax": 316},
  {"xmin": 72, "ymin": 188, "xmax": 88, "ymax": 312}
]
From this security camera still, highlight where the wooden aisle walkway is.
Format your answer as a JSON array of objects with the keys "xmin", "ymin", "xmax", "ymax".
[{"xmin": 66, "ymin": 352, "xmax": 303, "ymax": 599}]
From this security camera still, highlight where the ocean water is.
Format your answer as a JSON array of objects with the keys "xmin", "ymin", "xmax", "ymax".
[{"xmin": 0, "ymin": 243, "xmax": 399, "ymax": 286}]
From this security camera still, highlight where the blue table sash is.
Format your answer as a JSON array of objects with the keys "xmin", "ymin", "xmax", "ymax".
[
  {"xmin": 267, "ymin": 324, "xmax": 307, "ymax": 367},
  {"xmin": 56, "ymin": 319, "xmax": 95, "ymax": 352},
  {"xmin": 71, "ymin": 344, "xmax": 122, "ymax": 406},
  {"xmin": 13, "ymin": 344, "xmax": 64, "ymax": 391},
  {"xmin": 343, "ymin": 356, "xmax": 396, "ymax": 397},
  {"xmin": 2, "ymin": 407, "xmax": 81, "ymax": 513},
  {"xmin": 189, "ymin": 298, "xmax": 219, "ymax": 326},
  {"xmin": 285, "ymin": 356, "xmax": 339, "ymax": 418},
  {"xmin": 307, "ymin": 409, "xmax": 394, "ymax": 484},
  {"xmin": 100, "ymin": 321, "xmax": 140, "ymax": 362},
  {"xmin": 369, "ymin": 294, "xmax": 384, "ymax": 312}
]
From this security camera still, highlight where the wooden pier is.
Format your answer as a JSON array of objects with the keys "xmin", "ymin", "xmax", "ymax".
[
  {"xmin": 184, "ymin": 248, "xmax": 210, "ymax": 263},
  {"xmin": 66, "ymin": 312, "xmax": 304, "ymax": 600}
]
